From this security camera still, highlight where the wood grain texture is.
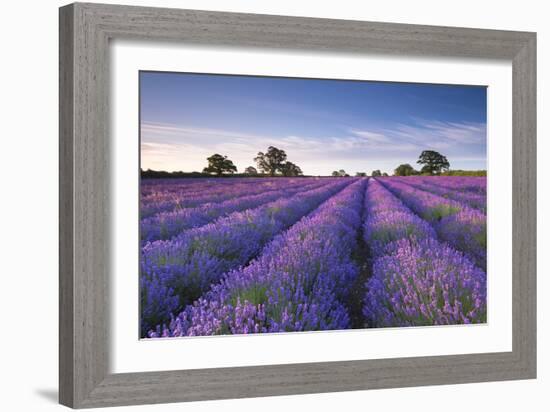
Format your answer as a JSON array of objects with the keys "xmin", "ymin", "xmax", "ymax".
[
  {"xmin": 59, "ymin": 4, "xmax": 74, "ymax": 406},
  {"xmin": 59, "ymin": 2, "xmax": 537, "ymax": 408},
  {"xmin": 512, "ymin": 34, "xmax": 537, "ymax": 374}
]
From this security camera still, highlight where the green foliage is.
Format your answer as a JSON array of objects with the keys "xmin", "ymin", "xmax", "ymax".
[
  {"xmin": 254, "ymin": 146, "xmax": 288, "ymax": 176},
  {"xmin": 281, "ymin": 161, "xmax": 303, "ymax": 177},
  {"xmin": 394, "ymin": 163, "xmax": 417, "ymax": 176},
  {"xmin": 427, "ymin": 204, "xmax": 461, "ymax": 221},
  {"xmin": 244, "ymin": 166, "xmax": 258, "ymax": 175},
  {"xmin": 371, "ymin": 170, "xmax": 382, "ymax": 177},
  {"xmin": 417, "ymin": 150, "xmax": 450, "ymax": 175},
  {"xmin": 371, "ymin": 223, "xmax": 427, "ymax": 244},
  {"xmin": 202, "ymin": 153, "xmax": 237, "ymax": 176},
  {"xmin": 331, "ymin": 169, "xmax": 348, "ymax": 177},
  {"xmin": 441, "ymin": 170, "xmax": 487, "ymax": 176},
  {"xmin": 254, "ymin": 146, "xmax": 304, "ymax": 177},
  {"xmin": 230, "ymin": 284, "xmax": 268, "ymax": 307}
]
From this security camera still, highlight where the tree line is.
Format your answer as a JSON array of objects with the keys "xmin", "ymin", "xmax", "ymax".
[
  {"xmin": 332, "ymin": 150, "xmax": 454, "ymax": 177},
  {"xmin": 142, "ymin": 148, "xmax": 486, "ymax": 178},
  {"xmin": 201, "ymin": 146, "xmax": 303, "ymax": 177},
  {"xmin": 204, "ymin": 149, "xmax": 453, "ymax": 177}
]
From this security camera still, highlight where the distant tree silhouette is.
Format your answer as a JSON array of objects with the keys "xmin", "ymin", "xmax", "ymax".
[
  {"xmin": 394, "ymin": 163, "xmax": 417, "ymax": 176},
  {"xmin": 281, "ymin": 162, "xmax": 303, "ymax": 177},
  {"xmin": 331, "ymin": 169, "xmax": 348, "ymax": 177},
  {"xmin": 371, "ymin": 170, "xmax": 382, "ymax": 177},
  {"xmin": 441, "ymin": 170, "xmax": 486, "ymax": 176},
  {"xmin": 254, "ymin": 146, "xmax": 287, "ymax": 176},
  {"xmin": 417, "ymin": 150, "xmax": 450, "ymax": 175},
  {"xmin": 244, "ymin": 166, "xmax": 258, "ymax": 175},
  {"xmin": 355, "ymin": 172, "xmax": 367, "ymax": 177},
  {"xmin": 382, "ymin": 172, "xmax": 389, "ymax": 177},
  {"xmin": 202, "ymin": 154, "xmax": 237, "ymax": 176}
]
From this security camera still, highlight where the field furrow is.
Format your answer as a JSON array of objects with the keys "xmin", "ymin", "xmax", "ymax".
[
  {"xmin": 362, "ymin": 179, "xmax": 486, "ymax": 327},
  {"xmin": 140, "ymin": 178, "xmax": 355, "ymax": 335},
  {"xmin": 140, "ymin": 179, "xmax": 329, "ymax": 242},
  {"xmin": 414, "ymin": 176, "xmax": 486, "ymax": 194},
  {"xmin": 150, "ymin": 178, "xmax": 367, "ymax": 337},
  {"xmin": 389, "ymin": 177, "xmax": 486, "ymax": 212},
  {"xmin": 377, "ymin": 178, "xmax": 487, "ymax": 270},
  {"xmin": 141, "ymin": 177, "xmax": 316, "ymax": 219}
]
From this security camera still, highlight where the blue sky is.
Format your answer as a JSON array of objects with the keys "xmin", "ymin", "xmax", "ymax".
[{"xmin": 140, "ymin": 71, "xmax": 487, "ymax": 175}]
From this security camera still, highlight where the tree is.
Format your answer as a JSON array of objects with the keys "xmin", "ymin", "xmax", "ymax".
[
  {"xmin": 254, "ymin": 146, "xmax": 287, "ymax": 176},
  {"xmin": 417, "ymin": 150, "xmax": 450, "ymax": 175},
  {"xmin": 202, "ymin": 154, "xmax": 237, "ymax": 176},
  {"xmin": 355, "ymin": 172, "xmax": 367, "ymax": 177},
  {"xmin": 331, "ymin": 169, "xmax": 348, "ymax": 177},
  {"xmin": 280, "ymin": 162, "xmax": 303, "ymax": 177},
  {"xmin": 371, "ymin": 170, "xmax": 382, "ymax": 177},
  {"xmin": 382, "ymin": 172, "xmax": 389, "ymax": 177},
  {"xmin": 394, "ymin": 163, "xmax": 417, "ymax": 176},
  {"xmin": 420, "ymin": 165, "xmax": 433, "ymax": 175},
  {"xmin": 244, "ymin": 166, "xmax": 258, "ymax": 175}
]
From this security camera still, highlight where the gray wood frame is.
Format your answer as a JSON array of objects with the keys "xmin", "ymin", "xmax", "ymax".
[{"xmin": 59, "ymin": 2, "xmax": 536, "ymax": 408}]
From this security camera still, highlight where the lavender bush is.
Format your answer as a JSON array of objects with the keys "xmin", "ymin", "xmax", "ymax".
[
  {"xmin": 363, "ymin": 237, "xmax": 487, "ymax": 327},
  {"xmin": 378, "ymin": 178, "xmax": 487, "ymax": 270},
  {"xmin": 390, "ymin": 177, "xmax": 486, "ymax": 212},
  {"xmin": 141, "ymin": 180, "xmax": 326, "ymax": 242},
  {"xmin": 141, "ymin": 177, "xmax": 314, "ymax": 218},
  {"xmin": 140, "ymin": 179, "xmax": 353, "ymax": 335},
  {"xmin": 149, "ymin": 179, "xmax": 367, "ymax": 337},
  {"xmin": 416, "ymin": 176, "xmax": 486, "ymax": 194},
  {"xmin": 139, "ymin": 175, "xmax": 487, "ymax": 337},
  {"xmin": 363, "ymin": 180, "xmax": 436, "ymax": 257}
]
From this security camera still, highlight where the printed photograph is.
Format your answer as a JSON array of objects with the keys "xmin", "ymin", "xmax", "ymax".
[{"xmin": 139, "ymin": 71, "xmax": 487, "ymax": 338}]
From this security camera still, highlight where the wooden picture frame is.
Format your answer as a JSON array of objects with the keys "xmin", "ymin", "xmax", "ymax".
[{"xmin": 59, "ymin": 2, "xmax": 536, "ymax": 408}]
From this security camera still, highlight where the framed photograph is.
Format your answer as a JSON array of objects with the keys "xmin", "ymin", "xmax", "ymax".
[{"xmin": 59, "ymin": 2, "xmax": 536, "ymax": 408}]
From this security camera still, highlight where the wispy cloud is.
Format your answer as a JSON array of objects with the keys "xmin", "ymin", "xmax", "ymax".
[
  {"xmin": 141, "ymin": 142, "xmax": 180, "ymax": 154},
  {"xmin": 385, "ymin": 119, "xmax": 486, "ymax": 148},
  {"xmin": 349, "ymin": 130, "xmax": 392, "ymax": 143},
  {"xmin": 140, "ymin": 119, "xmax": 486, "ymax": 175}
]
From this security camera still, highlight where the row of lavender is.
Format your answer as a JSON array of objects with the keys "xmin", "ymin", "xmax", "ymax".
[
  {"xmin": 149, "ymin": 179, "xmax": 367, "ymax": 336},
  {"xmin": 389, "ymin": 176, "xmax": 486, "ymax": 212},
  {"xmin": 141, "ymin": 177, "xmax": 320, "ymax": 218},
  {"xmin": 377, "ymin": 178, "xmax": 487, "ymax": 270},
  {"xmin": 141, "ymin": 175, "xmax": 487, "ymax": 337},
  {"xmin": 140, "ymin": 178, "xmax": 355, "ymax": 335},
  {"xmin": 141, "ymin": 179, "xmax": 329, "ymax": 242},
  {"xmin": 362, "ymin": 179, "xmax": 486, "ymax": 326},
  {"xmin": 412, "ymin": 176, "xmax": 486, "ymax": 194}
]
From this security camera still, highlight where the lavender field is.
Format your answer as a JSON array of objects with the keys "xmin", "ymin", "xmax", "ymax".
[{"xmin": 140, "ymin": 176, "xmax": 487, "ymax": 338}]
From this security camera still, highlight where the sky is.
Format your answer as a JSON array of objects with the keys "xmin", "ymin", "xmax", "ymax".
[{"xmin": 140, "ymin": 71, "xmax": 487, "ymax": 176}]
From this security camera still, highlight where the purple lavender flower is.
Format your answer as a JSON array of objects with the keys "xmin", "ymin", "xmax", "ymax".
[
  {"xmin": 438, "ymin": 208, "xmax": 487, "ymax": 270},
  {"xmin": 140, "ymin": 178, "xmax": 354, "ymax": 335},
  {"xmin": 389, "ymin": 176, "xmax": 486, "ymax": 212},
  {"xmin": 140, "ymin": 177, "xmax": 320, "ymax": 218},
  {"xmin": 363, "ymin": 179, "xmax": 436, "ymax": 257},
  {"xmin": 141, "ymin": 179, "xmax": 328, "ymax": 242},
  {"xmin": 378, "ymin": 178, "xmax": 486, "ymax": 270},
  {"xmin": 150, "ymin": 179, "xmax": 367, "ymax": 337},
  {"xmin": 142, "ymin": 175, "xmax": 487, "ymax": 337},
  {"xmin": 363, "ymin": 237, "xmax": 487, "ymax": 327}
]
